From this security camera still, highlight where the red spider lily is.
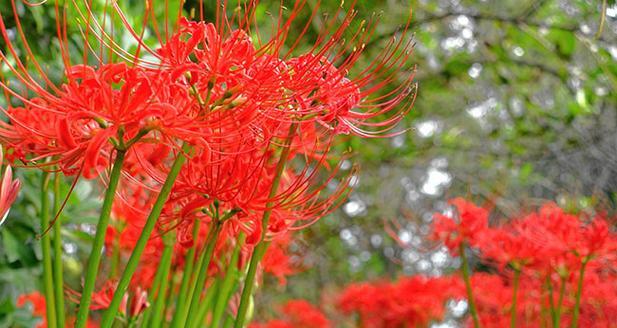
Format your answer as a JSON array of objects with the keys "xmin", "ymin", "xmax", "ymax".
[
  {"xmin": 151, "ymin": 2, "xmax": 415, "ymax": 137},
  {"xmin": 431, "ymin": 198, "xmax": 489, "ymax": 253},
  {"xmin": 141, "ymin": 125, "xmax": 354, "ymax": 246},
  {"xmin": 338, "ymin": 276, "xmax": 463, "ymax": 328},
  {"xmin": 523, "ymin": 204, "xmax": 603, "ymax": 257},
  {"xmin": 505, "ymin": 204, "xmax": 615, "ymax": 275},
  {"xmin": 89, "ymin": 281, "xmax": 149, "ymax": 318},
  {"xmin": 261, "ymin": 233, "xmax": 299, "ymax": 285},
  {"xmin": 65, "ymin": 279, "xmax": 149, "ymax": 320},
  {"xmin": 431, "ymin": 200, "xmax": 617, "ymax": 327},
  {"xmin": 1, "ymin": 0, "xmax": 414, "ymax": 218},
  {"xmin": 469, "ymin": 273, "xmax": 546, "ymax": 328},
  {"xmin": 0, "ymin": 0, "xmax": 415, "ymax": 167},
  {"xmin": 3, "ymin": 0, "xmax": 417, "ymax": 326},
  {"xmin": 17, "ymin": 292, "xmax": 47, "ymax": 328},
  {"xmin": 0, "ymin": 63, "xmax": 163, "ymax": 178},
  {"xmin": 468, "ymin": 265, "xmax": 617, "ymax": 328},
  {"xmin": 250, "ymin": 300, "xmax": 331, "ymax": 328},
  {"xmin": 577, "ymin": 268, "xmax": 617, "ymax": 327},
  {"xmin": 475, "ymin": 227, "xmax": 545, "ymax": 269},
  {"xmin": 18, "ymin": 291, "xmax": 101, "ymax": 328}
]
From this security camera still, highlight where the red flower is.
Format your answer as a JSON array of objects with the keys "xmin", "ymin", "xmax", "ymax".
[
  {"xmin": 17, "ymin": 292, "xmax": 47, "ymax": 328},
  {"xmin": 90, "ymin": 280, "xmax": 149, "ymax": 318},
  {"xmin": 431, "ymin": 198, "xmax": 489, "ymax": 252},
  {"xmin": 476, "ymin": 227, "xmax": 543, "ymax": 269},
  {"xmin": 1, "ymin": 63, "xmax": 165, "ymax": 178},
  {"xmin": 2, "ymin": 2, "xmax": 418, "ymax": 326},
  {"xmin": 250, "ymin": 300, "xmax": 330, "ymax": 328},
  {"xmin": 338, "ymin": 276, "xmax": 463, "ymax": 327},
  {"xmin": 432, "ymin": 200, "xmax": 617, "ymax": 327},
  {"xmin": 261, "ymin": 234, "xmax": 299, "ymax": 285}
]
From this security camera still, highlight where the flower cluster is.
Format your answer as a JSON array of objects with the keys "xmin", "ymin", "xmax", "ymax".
[
  {"xmin": 338, "ymin": 276, "xmax": 462, "ymax": 327},
  {"xmin": 250, "ymin": 300, "xmax": 331, "ymax": 328},
  {"xmin": 17, "ymin": 292, "xmax": 47, "ymax": 328},
  {"xmin": 1, "ymin": 1, "xmax": 414, "ymax": 327},
  {"xmin": 432, "ymin": 199, "xmax": 617, "ymax": 327},
  {"xmin": 222, "ymin": 201, "xmax": 617, "ymax": 328},
  {"xmin": 17, "ymin": 292, "xmax": 98, "ymax": 328}
]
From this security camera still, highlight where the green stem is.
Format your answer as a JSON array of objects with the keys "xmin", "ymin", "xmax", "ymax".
[
  {"xmin": 571, "ymin": 259, "xmax": 588, "ymax": 328},
  {"xmin": 211, "ymin": 234, "xmax": 245, "ymax": 328},
  {"xmin": 546, "ymin": 276, "xmax": 556, "ymax": 327},
  {"xmin": 554, "ymin": 275, "xmax": 567, "ymax": 328},
  {"xmin": 40, "ymin": 172, "xmax": 58, "ymax": 328},
  {"xmin": 459, "ymin": 243, "xmax": 481, "ymax": 328},
  {"xmin": 233, "ymin": 242, "xmax": 263, "ymax": 328},
  {"xmin": 234, "ymin": 124, "xmax": 297, "ymax": 328},
  {"xmin": 75, "ymin": 149, "xmax": 127, "ymax": 328},
  {"xmin": 147, "ymin": 234, "xmax": 175, "ymax": 328},
  {"xmin": 169, "ymin": 220, "xmax": 201, "ymax": 328},
  {"xmin": 141, "ymin": 232, "xmax": 174, "ymax": 327},
  {"xmin": 109, "ymin": 227, "xmax": 121, "ymax": 279},
  {"xmin": 184, "ymin": 218, "xmax": 224, "ymax": 325},
  {"xmin": 100, "ymin": 144, "xmax": 190, "ymax": 328},
  {"xmin": 191, "ymin": 279, "xmax": 220, "ymax": 328},
  {"xmin": 52, "ymin": 173, "xmax": 65, "ymax": 328},
  {"xmin": 510, "ymin": 267, "xmax": 521, "ymax": 328},
  {"xmin": 162, "ymin": 273, "xmax": 177, "ymax": 327},
  {"xmin": 223, "ymin": 314, "xmax": 234, "ymax": 328}
]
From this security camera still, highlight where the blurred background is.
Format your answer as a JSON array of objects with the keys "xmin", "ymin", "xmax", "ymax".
[{"xmin": 0, "ymin": 0, "xmax": 616, "ymax": 326}]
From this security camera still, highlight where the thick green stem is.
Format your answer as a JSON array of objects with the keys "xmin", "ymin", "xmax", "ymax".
[
  {"xmin": 546, "ymin": 277, "xmax": 556, "ymax": 327},
  {"xmin": 75, "ymin": 150, "xmax": 127, "ymax": 328},
  {"xmin": 510, "ymin": 268, "xmax": 521, "ymax": 328},
  {"xmin": 459, "ymin": 243, "xmax": 481, "ymax": 328},
  {"xmin": 52, "ymin": 173, "xmax": 65, "ymax": 328},
  {"xmin": 100, "ymin": 144, "xmax": 189, "ymax": 328},
  {"xmin": 40, "ymin": 173, "xmax": 58, "ymax": 328},
  {"xmin": 211, "ymin": 234, "xmax": 245, "ymax": 328},
  {"xmin": 223, "ymin": 315, "xmax": 234, "ymax": 328},
  {"xmin": 554, "ymin": 275, "xmax": 567, "ymax": 328},
  {"xmin": 147, "ymin": 234, "xmax": 175, "ymax": 328},
  {"xmin": 169, "ymin": 220, "xmax": 201, "ymax": 328},
  {"xmin": 234, "ymin": 124, "xmax": 297, "ymax": 328},
  {"xmin": 109, "ymin": 229, "xmax": 121, "ymax": 279},
  {"xmin": 162, "ymin": 274, "xmax": 177, "ymax": 326},
  {"xmin": 184, "ymin": 218, "xmax": 224, "ymax": 325},
  {"xmin": 571, "ymin": 259, "xmax": 588, "ymax": 328},
  {"xmin": 141, "ymin": 231, "xmax": 174, "ymax": 327},
  {"xmin": 191, "ymin": 279, "xmax": 220, "ymax": 328}
]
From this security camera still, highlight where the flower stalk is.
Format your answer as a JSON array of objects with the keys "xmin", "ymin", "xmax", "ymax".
[
  {"xmin": 553, "ymin": 274, "xmax": 567, "ymax": 328},
  {"xmin": 510, "ymin": 267, "xmax": 521, "ymax": 328},
  {"xmin": 169, "ymin": 220, "xmax": 201, "ymax": 328},
  {"xmin": 571, "ymin": 258, "xmax": 589, "ymax": 328},
  {"xmin": 75, "ymin": 149, "xmax": 127, "ymax": 328},
  {"xmin": 40, "ymin": 172, "xmax": 58, "ymax": 328},
  {"xmin": 52, "ymin": 173, "xmax": 65, "ymax": 328},
  {"xmin": 211, "ymin": 233, "xmax": 245, "ymax": 328},
  {"xmin": 182, "ymin": 211, "xmax": 227, "ymax": 326},
  {"xmin": 459, "ymin": 243, "xmax": 481, "ymax": 328},
  {"xmin": 234, "ymin": 123, "xmax": 298, "ymax": 328},
  {"xmin": 146, "ymin": 232, "xmax": 175, "ymax": 328},
  {"xmin": 100, "ymin": 143, "xmax": 190, "ymax": 327}
]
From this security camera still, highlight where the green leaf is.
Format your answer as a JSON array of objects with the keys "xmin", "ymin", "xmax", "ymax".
[
  {"xmin": 444, "ymin": 54, "xmax": 472, "ymax": 78},
  {"xmin": 1, "ymin": 230, "xmax": 20, "ymax": 263},
  {"xmin": 547, "ymin": 30, "xmax": 576, "ymax": 59},
  {"xmin": 519, "ymin": 163, "xmax": 534, "ymax": 183}
]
